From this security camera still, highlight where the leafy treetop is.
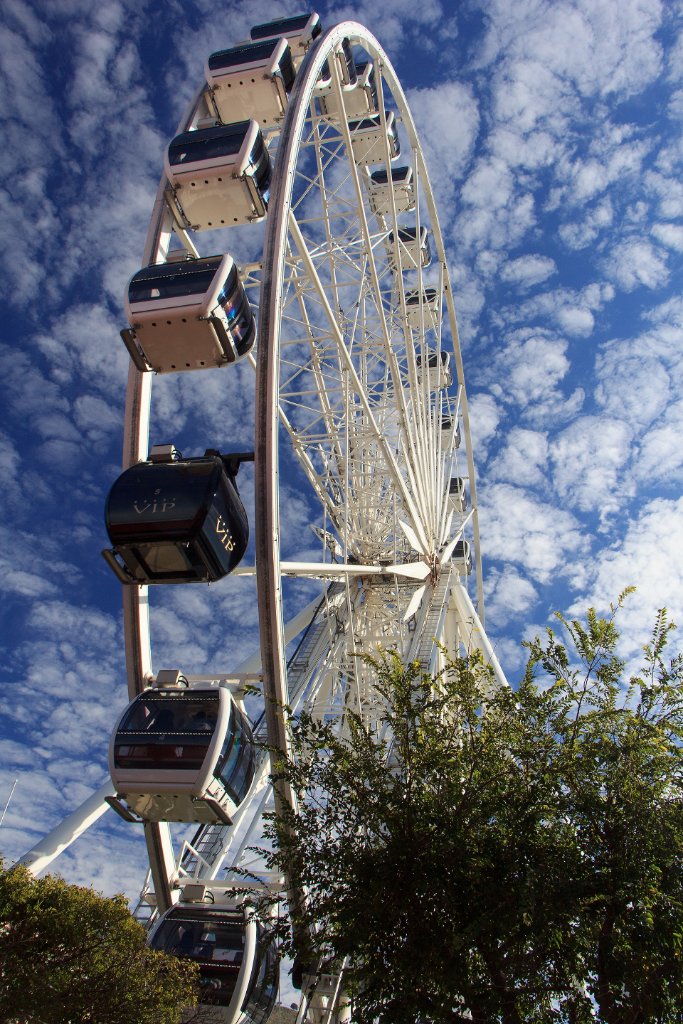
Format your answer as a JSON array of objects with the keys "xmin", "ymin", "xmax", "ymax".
[{"xmin": 262, "ymin": 593, "xmax": 683, "ymax": 1024}]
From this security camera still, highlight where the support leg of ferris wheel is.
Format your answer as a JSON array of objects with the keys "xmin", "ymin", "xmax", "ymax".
[
  {"xmin": 447, "ymin": 581, "xmax": 509, "ymax": 689},
  {"xmin": 17, "ymin": 780, "xmax": 115, "ymax": 876}
]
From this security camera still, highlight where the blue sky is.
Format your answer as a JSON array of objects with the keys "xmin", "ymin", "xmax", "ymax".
[{"xmin": 1, "ymin": 0, "xmax": 682, "ymax": 900}]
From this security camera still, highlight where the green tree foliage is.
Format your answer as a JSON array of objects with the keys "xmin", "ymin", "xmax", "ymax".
[
  {"xmin": 264, "ymin": 596, "xmax": 683, "ymax": 1024},
  {"xmin": 0, "ymin": 861, "xmax": 199, "ymax": 1024}
]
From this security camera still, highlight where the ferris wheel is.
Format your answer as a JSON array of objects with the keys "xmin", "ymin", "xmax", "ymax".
[{"xmin": 20, "ymin": 14, "xmax": 508, "ymax": 1024}]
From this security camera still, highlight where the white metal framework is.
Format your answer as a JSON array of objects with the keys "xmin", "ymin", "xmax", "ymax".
[{"xmin": 20, "ymin": 18, "xmax": 508, "ymax": 1024}]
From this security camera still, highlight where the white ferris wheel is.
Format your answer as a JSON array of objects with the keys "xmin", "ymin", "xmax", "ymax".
[{"xmin": 21, "ymin": 14, "xmax": 508, "ymax": 1024}]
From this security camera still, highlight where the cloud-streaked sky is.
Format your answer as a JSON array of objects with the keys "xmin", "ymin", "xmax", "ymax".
[{"xmin": 1, "ymin": 0, "xmax": 682, "ymax": 900}]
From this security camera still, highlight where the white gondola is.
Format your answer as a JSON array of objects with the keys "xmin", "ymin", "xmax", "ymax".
[
  {"xmin": 121, "ymin": 254, "xmax": 255, "ymax": 373},
  {"xmin": 148, "ymin": 900, "xmax": 278, "ymax": 1024},
  {"xmin": 387, "ymin": 225, "xmax": 431, "ymax": 272},
  {"xmin": 440, "ymin": 413, "xmax": 462, "ymax": 449},
  {"xmin": 415, "ymin": 348, "xmax": 452, "ymax": 389},
  {"xmin": 320, "ymin": 59, "xmax": 376, "ymax": 118},
  {"xmin": 103, "ymin": 447, "xmax": 250, "ymax": 585},
  {"xmin": 451, "ymin": 539, "xmax": 473, "ymax": 576},
  {"xmin": 108, "ymin": 678, "xmax": 256, "ymax": 825},
  {"xmin": 448, "ymin": 476, "xmax": 468, "ymax": 513},
  {"xmin": 405, "ymin": 287, "xmax": 441, "ymax": 332},
  {"xmin": 348, "ymin": 110, "xmax": 399, "ymax": 165},
  {"xmin": 206, "ymin": 39, "xmax": 295, "ymax": 127},
  {"xmin": 250, "ymin": 11, "xmax": 322, "ymax": 67},
  {"xmin": 313, "ymin": 35, "xmax": 357, "ymax": 101},
  {"xmin": 367, "ymin": 165, "xmax": 415, "ymax": 216},
  {"xmin": 165, "ymin": 120, "xmax": 271, "ymax": 231}
]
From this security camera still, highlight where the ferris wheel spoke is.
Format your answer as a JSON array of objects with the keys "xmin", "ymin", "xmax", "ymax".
[{"xmin": 285, "ymin": 210, "xmax": 432, "ymax": 556}]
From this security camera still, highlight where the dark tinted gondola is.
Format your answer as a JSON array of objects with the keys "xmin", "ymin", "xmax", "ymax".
[
  {"xmin": 165, "ymin": 121, "xmax": 271, "ymax": 230},
  {"xmin": 121, "ymin": 254, "xmax": 256, "ymax": 373},
  {"xmin": 108, "ymin": 681, "xmax": 256, "ymax": 824},
  {"xmin": 206, "ymin": 38, "xmax": 295, "ymax": 126},
  {"xmin": 103, "ymin": 448, "xmax": 249, "ymax": 585},
  {"xmin": 148, "ymin": 902, "xmax": 278, "ymax": 1024}
]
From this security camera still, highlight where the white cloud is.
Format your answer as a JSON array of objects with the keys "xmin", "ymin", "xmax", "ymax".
[
  {"xmin": 480, "ymin": 483, "xmax": 588, "ymax": 585},
  {"xmin": 644, "ymin": 169, "xmax": 683, "ymax": 218},
  {"xmin": 562, "ymin": 135, "xmax": 650, "ymax": 206},
  {"xmin": 406, "ymin": 80, "xmax": 480, "ymax": 201},
  {"xmin": 634, "ymin": 399, "xmax": 683, "ymax": 487},
  {"xmin": 483, "ymin": 0, "xmax": 663, "ymax": 104},
  {"xmin": 594, "ymin": 334, "xmax": 680, "ymax": 430},
  {"xmin": 496, "ymin": 280, "xmax": 614, "ymax": 341},
  {"xmin": 558, "ymin": 197, "xmax": 614, "ymax": 250},
  {"xmin": 467, "ymin": 392, "xmax": 501, "ymax": 461},
  {"xmin": 651, "ymin": 222, "xmax": 683, "ymax": 251},
  {"xmin": 490, "ymin": 126, "xmax": 561, "ymax": 171},
  {"xmin": 556, "ymin": 306, "xmax": 595, "ymax": 335},
  {"xmin": 488, "ymin": 427, "xmax": 550, "ymax": 489},
  {"xmin": 500, "ymin": 254, "xmax": 556, "ymax": 289},
  {"xmin": 457, "ymin": 157, "xmax": 536, "ymax": 251},
  {"xmin": 0, "ymin": 525, "xmax": 80, "ymax": 602},
  {"xmin": 491, "ymin": 57, "xmax": 572, "ymax": 135},
  {"xmin": 32, "ymin": 303, "xmax": 130, "ymax": 396},
  {"xmin": 668, "ymin": 88, "xmax": 683, "ymax": 120},
  {"xmin": 482, "ymin": 329, "xmax": 571, "ymax": 409},
  {"xmin": 550, "ymin": 415, "xmax": 633, "ymax": 520},
  {"xmin": 573, "ymin": 497, "xmax": 683, "ymax": 662},
  {"xmin": 603, "ymin": 237, "xmax": 669, "ymax": 291},
  {"xmin": 484, "ymin": 565, "xmax": 539, "ymax": 628}
]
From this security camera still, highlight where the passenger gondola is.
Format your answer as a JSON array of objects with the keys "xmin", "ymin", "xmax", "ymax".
[
  {"xmin": 405, "ymin": 287, "xmax": 441, "ymax": 332},
  {"xmin": 451, "ymin": 539, "xmax": 473, "ymax": 576},
  {"xmin": 367, "ymin": 165, "xmax": 415, "ymax": 216},
  {"xmin": 148, "ymin": 900, "xmax": 278, "ymax": 1024},
  {"xmin": 121, "ymin": 253, "xmax": 255, "ymax": 373},
  {"xmin": 165, "ymin": 120, "xmax": 271, "ymax": 230},
  {"xmin": 387, "ymin": 225, "xmax": 431, "ymax": 272},
  {"xmin": 103, "ymin": 447, "xmax": 249, "ymax": 585},
  {"xmin": 415, "ymin": 348, "xmax": 452, "ymax": 388},
  {"xmin": 440, "ymin": 413, "xmax": 461, "ymax": 449},
  {"xmin": 448, "ymin": 476, "xmax": 468, "ymax": 513},
  {"xmin": 206, "ymin": 39, "xmax": 295, "ymax": 126},
  {"xmin": 348, "ymin": 111, "xmax": 399, "ymax": 165},
  {"xmin": 315, "ymin": 35, "xmax": 357, "ymax": 98},
  {"xmin": 108, "ymin": 678, "xmax": 256, "ymax": 825},
  {"xmin": 250, "ymin": 11, "xmax": 322, "ymax": 67},
  {"xmin": 320, "ymin": 58, "xmax": 376, "ymax": 118}
]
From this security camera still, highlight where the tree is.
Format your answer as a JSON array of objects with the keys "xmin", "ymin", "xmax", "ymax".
[
  {"xmin": 0, "ymin": 861, "xmax": 199, "ymax": 1024},
  {"xmin": 263, "ymin": 595, "xmax": 683, "ymax": 1024}
]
